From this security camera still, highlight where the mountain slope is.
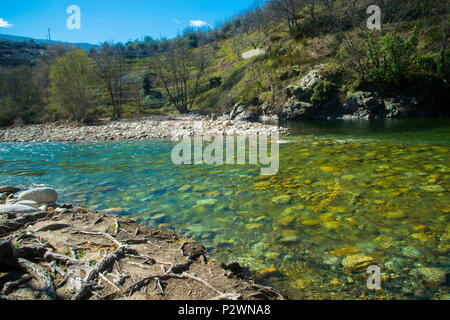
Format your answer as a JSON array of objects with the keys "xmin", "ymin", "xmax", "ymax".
[{"xmin": 0, "ymin": 33, "xmax": 98, "ymax": 51}]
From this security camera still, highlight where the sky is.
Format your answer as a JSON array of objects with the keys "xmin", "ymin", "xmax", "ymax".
[{"xmin": 0, "ymin": 0, "xmax": 257, "ymax": 44}]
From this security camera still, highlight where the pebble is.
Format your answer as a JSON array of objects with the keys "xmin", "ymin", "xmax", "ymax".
[
  {"xmin": 271, "ymin": 195, "xmax": 292, "ymax": 205},
  {"xmin": 401, "ymin": 246, "xmax": 422, "ymax": 258},
  {"xmin": 0, "ymin": 116, "xmax": 288, "ymax": 143},
  {"xmin": 342, "ymin": 254, "xmax": 374, "ymax": 272}
]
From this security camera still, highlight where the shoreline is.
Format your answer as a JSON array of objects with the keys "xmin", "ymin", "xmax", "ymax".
[
  {"xmin": 0, "ymin": 186, "xmax": 285, "ymax": 300},
  {"xmin": 0, "ymin": 116, "xmax": 289, "ymax": 143}
]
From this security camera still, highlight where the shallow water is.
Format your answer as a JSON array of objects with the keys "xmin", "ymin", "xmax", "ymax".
[{"xmin": 1, "ymin": 119, "xmax": 449, "ymax": 299}]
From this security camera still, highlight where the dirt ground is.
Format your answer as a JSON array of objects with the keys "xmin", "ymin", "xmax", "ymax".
[{"xmin": 0, "ymin": 205, "xmax": 285, "ymax": 301}]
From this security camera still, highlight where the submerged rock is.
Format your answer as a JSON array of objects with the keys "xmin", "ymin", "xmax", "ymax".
[
  {"xmin": 271, "ymin": 195, "xmax": 292, "ymax": 205},
  {"xmin": 196, "ymin": 199, "xmax": 218, "ymax": 207},
  {"xmin": 342, "ymin": 254, "xmax": 374, "ymax": 272},
  {"xmin": 415, "ymin": 267, "xmax": 447, "ymax": 287},
  {"xmin": 18, "ymin": 187, "xmax": 58, "ymax": 204},
  {"xmin": 383, "ymin": 210, "xmax": 406, "ymax": 219},
  {"xmin": 401, "ymin": 246, "xmax": 422, "ymax": 258}
]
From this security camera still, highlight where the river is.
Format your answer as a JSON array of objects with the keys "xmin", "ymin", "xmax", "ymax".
[{"xmin": 1, "ymin": 118, "xmax": 449, "ymax": 299}]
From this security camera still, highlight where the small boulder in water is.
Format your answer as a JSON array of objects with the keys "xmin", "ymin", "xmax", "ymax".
[
  {"xmin": 271, "ymin": 195, "xmax": 292, "ymax": 205},
  {"xmin": 342, "ymin": 254, "xmax": 374, "ymax": 272},
  {"xmin": 415, "ymin": 267, "xmax": 446, "ymax": 287},
  {"xmin": 18, "ymin": 188, "xmax": 58, "ymax": 204}
]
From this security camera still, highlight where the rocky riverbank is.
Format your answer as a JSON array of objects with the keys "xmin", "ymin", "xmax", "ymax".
[
  {"xmin": 0, "ymin": 115, "xmax": 288, "ymax": 143},
  {"xmin": 214, "ymin": 66, "xmax": 443, "ymax": 122},
  {"xmin": 0, "ymin": 185, "xmax": 285, "ymax": 301}
]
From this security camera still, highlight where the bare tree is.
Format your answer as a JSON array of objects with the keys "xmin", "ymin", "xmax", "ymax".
[
  {"xmin": 151, "ymin": 40, "xmax": 210, "ymax": 114},
  {"xmin": 94, "ymin": 43, "xmax": 129, "ymax": 120},
  {"xmin": 306, "ymin": 0, "xmax": 317, "ymax": 34},
  {"xmin": 428, "ymin": 0, "xmax": 449, "ymax": 72},
  {"xmin": 269, "ymin": 0, "xmax": 303, "ymax": 33}
]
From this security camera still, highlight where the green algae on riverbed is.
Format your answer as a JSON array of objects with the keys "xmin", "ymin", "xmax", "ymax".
[{"xmin": 0, "ymin": 119, "xmax": 449, "ymax": 299}]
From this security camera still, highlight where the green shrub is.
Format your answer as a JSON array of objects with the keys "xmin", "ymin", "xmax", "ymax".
[
  {"xmin": 270, "ymin": 35, "xmax": 282, "ymax": 42},
  {"xmin": 417, "ymin": 54, "xmax": 440, "ymax": 73},
  {"xmin": 417, "ymin": 51, "xmax": 450, "ymax": 75},
  {"xmin": 49, "ymin": 50, "xmax": 97, "ymax": 123},
  {"xmin": 320, "ymin": 63, "xmax": 345, "ymax": 84},
  {"xmin": 364, "ymin": 27, "xmax": 419, "ymax": 90},
  {"xmin": 311, "ymin": 81, "xmax": 337, "ymax": 105},
  {"xmin": 208, "ymin": 76, "xmax": 223, "ymax": 89},
  {"xmin": 0, "ymin": 105, "xmax": 15, "ymax": 127}
]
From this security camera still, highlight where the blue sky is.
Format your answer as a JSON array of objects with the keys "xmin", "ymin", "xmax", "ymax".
[{"xmin": 0, "ymin": 0, "xmax": 257, "ymax": 44}]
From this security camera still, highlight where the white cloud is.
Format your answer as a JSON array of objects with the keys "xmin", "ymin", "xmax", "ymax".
[
  {"xmin": 189, "ymin": 20, "xmax": 209, "ymax": 28},
  {"xmin": 171, "ymin": 17, "xmax": 182, "ymax": 24},
  {"xmin": 0, "ymin": 18, "xmax": 13, "ymax": 28}
]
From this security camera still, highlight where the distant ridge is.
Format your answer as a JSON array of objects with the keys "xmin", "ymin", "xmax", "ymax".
[{"xmin": 0, "ymin": 33, "xmax": 99, "ymax": 50}]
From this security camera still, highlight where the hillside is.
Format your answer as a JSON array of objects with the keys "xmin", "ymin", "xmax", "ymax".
[
  {"xmin": 0, "ymin": 0, "xmax": 448, "ymax": 126},
  {"xmin": 0, "ymin": 33, "xmax": 98, "ymax": 51}
]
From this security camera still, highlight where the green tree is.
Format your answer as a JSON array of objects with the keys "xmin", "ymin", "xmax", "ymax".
[
  {"xmin": 49, "ymin": 50, "xmax": 97, "ymax": 123},
  {"xmin": 364, "ymin": 27, "xmax": 419, "ymax": 89}
]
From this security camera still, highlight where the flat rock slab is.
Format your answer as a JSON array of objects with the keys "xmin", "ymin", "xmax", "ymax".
[
  {"xmin": 16, "ymin": 200, "xmax": 40, "ymax": 209},
  {"xmin": 0, "ymin": 204, "xmax": 43, "ymax": 215}
]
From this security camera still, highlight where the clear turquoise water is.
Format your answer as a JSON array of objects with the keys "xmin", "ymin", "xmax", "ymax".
[{"xmin": 1, "ymin": 119, "xmax": 449, "ymax": 299}]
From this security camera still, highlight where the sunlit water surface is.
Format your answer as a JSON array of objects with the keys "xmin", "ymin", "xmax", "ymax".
[{"xmin": 1, "ymin": 119, "xmax": 449, "ymax": 299}]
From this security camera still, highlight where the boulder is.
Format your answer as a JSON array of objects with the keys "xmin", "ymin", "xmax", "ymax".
[
  {"xmin": 346, "ymin": 92, "xmax": 387, "ymax": 119},
  {"xmin": 298, "ymin": 69, "xmax": 322, "ymax": 90},
  {"xmin": 230, "ymin": 104, "xmax": 244, "ymax": 119},
  {"xmin": 384, "ymin": 96, "xmax": 420, "ymax": 119},
  {"xmin": 347, "ymin": 91, "xmax": 374, "ymax": 107},
  {"xmin": 363, "ymin": 97, "xmax": 384, "ymax": 112},
  {"xmin": 283, "ymin": 85, "xmax": 306, "ymax": 100},
  {"xmin": 260, "ymin": 115, "xmax": 279, "ymax": 123},
  {"xmin": 281, "ymin": 101, "xmax": 316, "ymax": 120},
  {"xmin": 229, "ymin": 103, "xmax": 256, "ymax": 121},
  {"xmin": 17, "ymin": 187, "xmax": 58, "ymax": 204},
  {"xmin": 0, "ymin": 204, "xmax": 42, "ymax": 215}
]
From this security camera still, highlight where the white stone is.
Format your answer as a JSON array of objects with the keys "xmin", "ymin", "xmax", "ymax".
[
  {"xmin": 16, "ymin": 200, "xmax": 40, "ymax": 209},
  {"xmin": 18, "ymin": 187, "xmax": 58, "ymax": 204},
  {"xmin": 242, "ymin": 48, "xmax": 266, "ymax": 60},
  {"xmin": 0, "ymin": 204, "xmax": 42, "ymax": 215}
]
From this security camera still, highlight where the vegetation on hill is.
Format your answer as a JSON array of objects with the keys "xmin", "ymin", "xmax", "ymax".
[{"xmin": 0, "ymin": 0, "xmax": 448, "ymax": 126}]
